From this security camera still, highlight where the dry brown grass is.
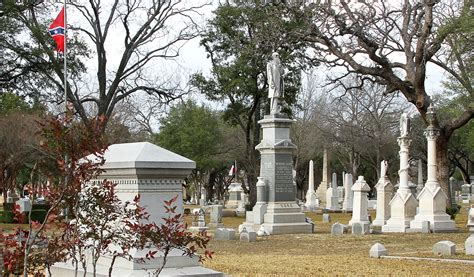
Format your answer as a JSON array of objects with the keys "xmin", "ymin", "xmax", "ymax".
[{"xmin": 184, "ymin": 204, "xmax": 474, "ymax": 276}]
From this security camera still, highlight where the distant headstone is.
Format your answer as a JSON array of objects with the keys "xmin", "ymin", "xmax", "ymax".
[
  {"xmin": 433, "ymin": 241, "xmax": 456, "ymax": 256},
  {"xmin": 369, "ymin": 243, "xmax": 388, "ymax": 258},
  {"xmin": 331, "ymin": 223, "xmax": 347, "ymax": 235},
  {"xmin": 215, "ymin": 228, "xmax": 236, "ymax": 241},
  {"xmin": 352, "ymin": 222, "xmax": 370, "ymax": 235},
  {"xmin": 240, "ymin": 227, "xmax": 257, "ymax": 242},
  {"xmin": 209, "ymin": 205, "xmax": 223, "ymax": 228},
  {"xmin": 16, "ymin": 199, "xmax": 31, "ymax": 213},
  {"xmin": 322, "ymin": 213, "xmax": 331, "ymax": 223},
  {"xmin": 189, "ymin": 209, "xmax": 208, "ymax": 232}
]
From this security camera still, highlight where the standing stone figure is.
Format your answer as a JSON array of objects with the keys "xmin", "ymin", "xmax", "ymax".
[
  {"xmin": 400, "ymin": 112, "xmax": 410, "ymax": 137},
  {"xmin": 267, "ymin": 52, "xmax": 285, "ymax": 114}
]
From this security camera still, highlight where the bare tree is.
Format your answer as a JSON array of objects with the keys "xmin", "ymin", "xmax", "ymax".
[
  {"xmin": 2, "ymin": 0, "xmax": 209, "ymax": 126},
  {"xmin": 288, "ymin": 0, "xmax": 473, "ymax": 203}
]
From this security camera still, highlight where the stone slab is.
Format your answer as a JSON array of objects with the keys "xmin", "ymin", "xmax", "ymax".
[{"xmin": 214, "ymin": 228, "xmax": 236, "ymax": 241}]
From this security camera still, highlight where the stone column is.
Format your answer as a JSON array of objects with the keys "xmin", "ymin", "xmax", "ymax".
[
  {"xmin": 305, "ymin": 160, "xmax": 319, "ymax": 210},
  {"xmin": 410, "ymin": 105, "xmax": 456, "ymax": 232},
  {"xmin": 349, "ymin": 176, "xmax": 370, "ymax": 226},
  {"xmin": 343, "ymin": 173, "xmax": 353, "ymax": 212},
  {"xmin": 316, "ymin": 148, "xmax": 329, "ymax": 204},
  {"xmin": 326, "ymin": 172, "xmax": 340, "ymax": 211},
  {"xmin": 382, "ymin": 113, "xmax": 417, "ymax": 233},
  {"xmin": 416, "ymin": 159, "xmax": 424, "ymax": 195},
  {"xmin": 373, "ymin": 161, "xmax": 393, "ymax": 226}
]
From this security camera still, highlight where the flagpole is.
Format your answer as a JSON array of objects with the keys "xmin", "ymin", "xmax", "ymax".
[{"xmin": 63, "ymin": 0, "xmax": 67, "ymax": 113}]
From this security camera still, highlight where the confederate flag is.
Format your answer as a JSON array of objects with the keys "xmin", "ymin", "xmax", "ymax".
[{"xmin": 49, "ymin": 8, "xmax": 65, "ymax": 52}]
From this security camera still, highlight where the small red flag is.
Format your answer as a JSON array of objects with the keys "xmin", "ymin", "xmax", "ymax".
[{"xmin": 49, "ymin": 8, "xmax": 65, "ymax": 52}]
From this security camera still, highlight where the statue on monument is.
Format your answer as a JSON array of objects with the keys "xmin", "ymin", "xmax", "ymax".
[
  {"xmin": 267, "ymin": 52, "xmax": 286, "ymax": 114},
  {"xmin": 380, "ymin": 160, "xmax": 388, "ymax": 178},
  {"xmin": 399, "ymin": 112, "xmax": 410, "ymax": 137}
]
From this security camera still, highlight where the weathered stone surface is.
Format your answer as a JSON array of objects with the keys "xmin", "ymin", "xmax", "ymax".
[
  {"xmin": 465, "ymin": 235, "xmax": 474, "ymax": 255},
  {"xmin": 369, "ymin": 243, "xmax": 388, "ymax": 258},
  {"xmin": 323, "ymin": 213, "xmax": 331, "ymax": 223},
  {"xmin": 240, "ymin": 227, "xmax": 257, "ymax": 242},
  {"xmin": 433, "ymin": 240, "xmax": 456, "ymax": 256},
  {"xmin": 214, "ymin": 228, "xmax": 236, "ymax": 241},
  {"xmin": 421, "ymin": 221, "xmax": 431, "ymax": 234},
  {"xmin": 331, "ymin": 222, "xmax": 347, "ymax": 235},
  {"xmin": 209, "ymin": 205, "xmax": 223, "ymax": 228},
  {"xmin": 352, "ymin": 222, "xmax": 370, "ymax": 235}
]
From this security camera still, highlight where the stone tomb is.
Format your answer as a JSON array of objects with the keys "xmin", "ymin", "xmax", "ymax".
[
  {"xmin": 226, "ymin": 182, "xmax": 244, "ymax": 209},
  {"xmin": 51, "ymin": 142, "xmax": 222, "ymax": 277}
]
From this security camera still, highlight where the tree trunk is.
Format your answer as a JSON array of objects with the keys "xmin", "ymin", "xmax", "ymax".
[{"xmin": 436, "ymin": 133, "xmax": 452, "ymax": 208}]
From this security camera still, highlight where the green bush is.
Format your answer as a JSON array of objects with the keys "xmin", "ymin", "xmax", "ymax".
[
  {"xmin": 446, "ymin": 205, "xmax": 461, "ymax": 220},
  {"xmin": 32, "ymin": 203, "xmax": 50, "ymax": 210},
  {"xmin": 30, "ymin": 209, "xmax": 47, "ymax": 223},
  {"xmin": 3, "ymin": 210, "xmax": 15, "ymax": 223}
]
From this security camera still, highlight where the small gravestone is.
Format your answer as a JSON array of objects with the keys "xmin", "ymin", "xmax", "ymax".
[
  {"xmin": 352, "ymin": 222, "xmax": 369, "ymax": 235},
  {"xmin": 215, "ymin": 228, "xmax": 236, "ymax": 241},
  {"xmin": 209, "ymin": 205, "xmax": 223, "ymax": 228},
  {"xmin": 369, "ymin": 243, "xmax": 388, "ymax": 258},
  {"xmin": 465, "ymin": 236, "xmax": 474, "ymax": 255},
  {"xmin": 189, "ymin": 209, "xmax": 208, "ymax": 232},
  {"xmin": 331, "ymin": 222, "xmax": 347, "ymax": 235},
  {"xmin": 433, "ymin": 241, "xmax": 456, "ymax": 256},
  {"xmin": 240, "ymin": 227, "xmax": 256, "ymax": 242},
  {"xmin": 421, "ymin": 221, "xmax": 431, "ymax": 233},
  {"xmin": 16, "ymin": 198, "xmax": 31, "ymax": 213},
  {"xmin": 322, "ymin": 214, "xmax": 331, "ymax": 223}
]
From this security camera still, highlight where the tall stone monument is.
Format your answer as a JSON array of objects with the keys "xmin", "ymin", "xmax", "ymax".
[
  {"xmin": 326, "ymin": 173, "xmax": 340, "ymax": 211},
  {"xmin": 342, "ymin": 173, "xmax": 353, "ymax": 212},
  {"xmin": 51, "ymin": 142, "xmax": 223, "ymax": 276},
  {"xmin": 239, "ymin": 53, "xmax": 312, "ymax": 235},
  {"xmin": 373, "ymin": 161, "xmax": 393, "ymax": 227},
  {"xmin": 382, "ymin": 113, "xmax": 417, "ymax": 233},
  {"xmin": 305, "ymin": 160, "xmax": 319, "ymax": 210},
  {"xmin": 416, "ymin": 159, "xmax": 424, "ymax": 195},
  {"xmin": 410, "ymin": 105, "xmax": 456, "ymax": 232},
  {"xmin": 316, "ymin": 148, "xmax": 330, "ymax": 204},
  {"xmin": 349, "ymin": 176, "xmax": 370, "ymax": 226}
]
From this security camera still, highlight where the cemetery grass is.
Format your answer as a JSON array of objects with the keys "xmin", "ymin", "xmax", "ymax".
[{"xmin": 184, "ymin": 205, "xmax": 474, "ymax": 276}]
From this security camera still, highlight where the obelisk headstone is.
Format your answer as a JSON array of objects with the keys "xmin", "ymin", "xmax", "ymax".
[
  {"xmin": 305, "ymin": 160, "xmax": 319, "ymax": 210},
  {"xmin": 343, "ymin": 173, "xmax": 353, "ymax": 212},
  {"xmin": 316, "ymin": 148, "xmax": 330, "ymax": 204},
  {"xmin": 326, "ymin": 172, "xmax": 340, "ymax": 211}
]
